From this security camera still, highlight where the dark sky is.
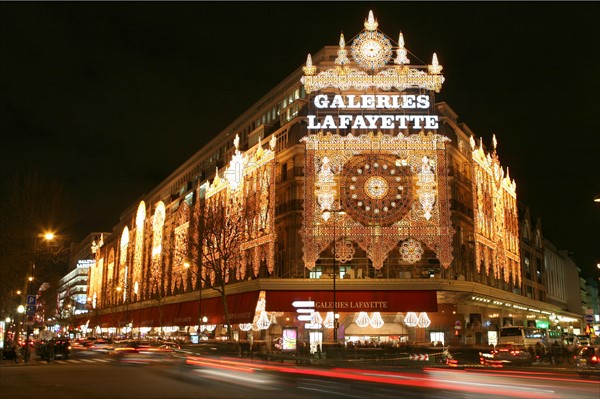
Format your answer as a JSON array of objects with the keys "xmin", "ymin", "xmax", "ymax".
[{"xmin": 1, "ymin": 2, "xmax": 598, "ymax": 278}]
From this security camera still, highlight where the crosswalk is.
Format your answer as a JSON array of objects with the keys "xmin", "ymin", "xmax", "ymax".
[{"xmin": 39, "ymin": 357, "xmax": 114, "ymax": 365}]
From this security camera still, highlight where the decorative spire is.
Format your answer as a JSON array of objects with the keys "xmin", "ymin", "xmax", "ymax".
[
  {"xmin": 233, "ymin": 133, "xmax": 240, "ymax": 149},
  {"xmin": 394, "ymin": 32, "xmax": 410, "ymax": 65},
  {"xmin": 364, "ymin": 10, "xmax": 378, "ymax": 31},
  {"xmin": 428, "ymin": 53, "xmax": 443, "ymax": 74},
  {"xmin": 335, "ymin": 32, "xmax": 350, "ymax": 65},
  {"xmin": 492, "ymin": 134, "xmax": 498, "ymax": 151},
  {"xmin": 302, "ymin": 53, "xmax": 316, "ymax": 75},
  {"xmin": 269, "ymin": 134, "xmax": 276, "ymax": 150}
]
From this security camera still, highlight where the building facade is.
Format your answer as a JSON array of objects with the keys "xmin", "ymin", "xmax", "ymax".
[{"xmin": 81, "ymin": 12, "xmax": 583, "ymax": 347}]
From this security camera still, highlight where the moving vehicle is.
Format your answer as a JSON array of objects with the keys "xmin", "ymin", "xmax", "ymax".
[
  {"xmin": 110, "ymin": 340, "xmax": 177, "ymax": 364},
  {"xmin": 498, "ymin": 326, "xmax": 548, "ymax": 347},
  {"xmin": 480, "ymin": 344, "xmax": 532, "ymax": 366},
  {"xmin": 573, "ymin": 345, "xmax": 600, "ymax": 378}
]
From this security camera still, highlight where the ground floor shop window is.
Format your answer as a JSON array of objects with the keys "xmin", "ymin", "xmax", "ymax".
[{"xmin": 430, "ymin": 331, "xmax": 445, "ymax": 346}]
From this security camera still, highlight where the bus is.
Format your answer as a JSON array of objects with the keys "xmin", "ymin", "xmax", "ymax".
[{"xmin": 498, "ymin": 326, "xmax": 549, "ymax": 347}]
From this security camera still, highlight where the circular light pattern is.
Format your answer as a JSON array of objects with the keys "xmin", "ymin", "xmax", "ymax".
[
  {"xmin": 400, "ymin": 238, "xmax": 424, "ymax": 263},
  {"xmin": 365, "ymin": 176, "xmax": 388, "ymax": 199},
  {"xmin": 351, "ymin": 31, "xmax": 393, "ymax": 69},
  {"xmin": 341, "ymin": 154, "xmax": 412, "ymax": 226}
]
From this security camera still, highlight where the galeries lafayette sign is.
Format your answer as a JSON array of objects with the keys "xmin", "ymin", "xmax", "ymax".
[
  {"xmin": 265, "ymin": 290, "xmax": 437, "ymax": 312},
  {"xmin": 307, "ymin": 93, "xmax": 438, "ymax": 130}
]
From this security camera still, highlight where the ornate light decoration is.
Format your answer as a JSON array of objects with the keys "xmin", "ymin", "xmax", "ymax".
[
  {"xmin": 404, "ymin": 312, "xmax": 418, "ymax": 327},
  {"xmin": 303, "ymin": 54, "xmax": 316, "ymax": 76},
  {"xmin": 417, "ymin": 312, "xmax": 431, "ymax": 328},
  {"xmin": 417, "ymin": 156, "xmax": 436, "ymax": 220},
  {"xmin": 399, "ymin": 238, "xmax": 424, "ymax": 263},
  {"xmin": 317, "ymin": 156, "xmax": 335, "ymax": 214},
  {"xmin": 428, "ymin": 53, "xmax": 442, "ymax": 75},
  {"xmin": 172, "ymin": 202, "xmax": 190, "ymax": 293},
  {"xmin": 334, "ymin": 239, "xmax": 355, "ymax": 263},
  {"xmin": 226, "ymin": 134, "xmax": 245, "ymax": 191},
  {"xmin": 132, "ymin": 201, "xmax": 145, "ymax": 299},
  {"xmin": 470, "ymin": 135, "xmax": 520, "ymax": 285},
  {"xmin": 106, "ymin": 249, "xmax": 115, "ymax": 305},
  {"xmin": 355, "ymin": 312, "xmax": 370, "ymax": 328},
  {"xmin": 369, "ymin": 312, "xmax": 385, "ymax": 328},
  {"xmin": 256, "ymin": 310, "xmax": 271, "ymax": 330},
  {"xmin": 323, "ymin": 311, "xmax": 335, "ymax": 329},
  {"xmin": 206, "ymin": 135, "xmax": 277, "ymax": 279},
  {"xmin": 150, "ymin": 201, "xmax": 165, "ymax": 296},
  {"xmin": 394, "ymin": 32, "xmax": 410, "ymax": 65},
  {"xmin": 301, "ymin": 11, "xmax": 444, "ymax": 93},
  {"xmin": 305, "ymin": 312, "xmax": 323, "ymax": 329},
  {"xmin": 239, "ymin": 323, "xmax": 253, "ymax": 332},
  {"xmin": 119, "ymin": 226, "xmax": 129, "ymax": 302},
  {"xmin": 335, "ymin": 33, "xmax": 350, "ymax": 65},
  {"xmin": 302, "ymin": 132, "xmax": 455, "ymax": 271}
]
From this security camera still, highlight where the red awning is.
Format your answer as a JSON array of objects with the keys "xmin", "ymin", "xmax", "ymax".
[
  {"xmin": 200, "ymin": 291, "xmax": 260, "ymax": 324},
  {"xmin": 264, "ymin": 290, "xmax": 437, "ymax": 312}
]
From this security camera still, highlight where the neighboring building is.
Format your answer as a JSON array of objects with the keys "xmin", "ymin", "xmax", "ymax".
[
  {"xmin": 80, "ymin": 12, "xmax": 582, "ymax": 347},
  {"xmin": 57, "ymin": 233, "xmax": 109, "ymax": 323},
  {"xmin": 544, "ymin": 240, "xmax": 569, "ymax": 310},
  {"xmin": 518, "ymin": 204, "xmax": 546, "ymax": 302},
  {"xmin": 584, "ymin": 277, "xmax": 600, "ymax": 336}
]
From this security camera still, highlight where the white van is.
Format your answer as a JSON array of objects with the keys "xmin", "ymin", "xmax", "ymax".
[{"xmin": 498, "ymin": 326, "xmax": 548, "ymax": 347}]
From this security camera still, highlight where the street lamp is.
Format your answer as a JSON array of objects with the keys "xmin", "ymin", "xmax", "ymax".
[
  {"xmin": 323, "ymin": 209, "xmax": 345, "ymax": 343},
  {"xmin": 21, "ymin": 231, "xmax": 56, "ymax": 362}
]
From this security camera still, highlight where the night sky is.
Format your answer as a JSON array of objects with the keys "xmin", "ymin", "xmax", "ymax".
[{"xmin": 1, "ymin": 3, "xmax": 598, "ymax": 278}]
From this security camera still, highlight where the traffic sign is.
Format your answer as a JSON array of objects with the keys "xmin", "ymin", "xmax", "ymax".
[
  {"xmin": 584, "ymin": 314, "xmax": 594, "ymax": 323},
  {"xmin": 26, "ymin": 305, "xmax": 36, "ymax": 316},
  {"xmin": 292, "ymin": 301, "xmax": 315, "ymax": 308},
  {"xmin": 27, "ymin": 295, "xmax": 36, "ymax": 306}
]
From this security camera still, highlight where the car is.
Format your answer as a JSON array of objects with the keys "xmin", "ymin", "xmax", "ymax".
[
  {"xmin": 576, "ymin": 335, "xmax": 591, "ymax": 347},
  {"xmin": 35, "ymin": 338, "xmax": 71, "ymax": 360},
  {"xmin": 87, "ymin": 338, "xmax": 115, "ymax": 352},
  {"xmin": 482, "ymin": 344, "xmax": 532, "ymax": 366},
  {"xmin": 109, "ymin": 340, "xmax": 176, "ymax": 364},
  {"xmin": 573, "ymin": 345, "xmax": 600, "ymax": 378}
]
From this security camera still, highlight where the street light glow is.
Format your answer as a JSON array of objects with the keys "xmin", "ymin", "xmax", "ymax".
[{"xmin": 44, "ymin": 232, "xmax": 55, "ymax": 240}]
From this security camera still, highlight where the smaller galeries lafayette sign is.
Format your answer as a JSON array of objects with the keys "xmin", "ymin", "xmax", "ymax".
[{"xmin": 307, "ymin": 93, "xmax": 438, "ymax": 131}]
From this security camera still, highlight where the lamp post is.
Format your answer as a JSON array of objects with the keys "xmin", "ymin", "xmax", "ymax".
[
  {"xmin": 323, "ymin": 209, "xmax": 345, "ymax": 343},
  {"xmin": 21, "ymin": 232, "xmax": 56, "ymax": 362}
]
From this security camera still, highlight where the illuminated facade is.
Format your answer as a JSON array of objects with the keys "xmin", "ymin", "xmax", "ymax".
[{"xmin": 84, "ymin": 12, "xmax": 581, "ymax": 345}]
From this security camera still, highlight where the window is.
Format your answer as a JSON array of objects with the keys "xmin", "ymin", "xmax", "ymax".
[
  {"xmin": 281, "ymin": 163, "xmax": 288, "ymax": 181},
  {"xmin": 309, "ymin": 267, "xmax": 322, "ymax": 279},
  {"xmin": 526, "ymin": 286, "xmax": 533, "ymax": 298}
]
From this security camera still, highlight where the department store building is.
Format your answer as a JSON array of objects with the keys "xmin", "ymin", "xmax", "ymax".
[{"xmin": 83, "ymin": 12, "xmax": 581, "ymax": 347}]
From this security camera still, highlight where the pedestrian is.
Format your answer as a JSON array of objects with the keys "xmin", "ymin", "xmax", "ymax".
[
  {"xmin": 551, "ymin": 341, "xmax": 562, "ymax": 365},
  {"xmin": 47, "ymin": 338, "xmax": 55, "ymax": 364},
  {"xmin": 316, "ymin": 344, "xmax": 322, "ymax": 359},
  {"xmin": 534, "ymin": 341, "xmax": 544, "ymax": 364}
]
